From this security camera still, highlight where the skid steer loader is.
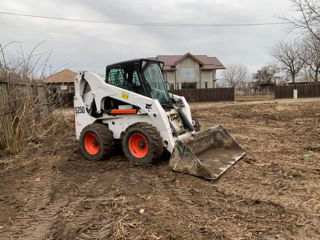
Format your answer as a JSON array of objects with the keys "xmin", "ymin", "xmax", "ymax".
[{"xmin": 74, "ymin": 59, "xmax": 245, "ymax": 180}]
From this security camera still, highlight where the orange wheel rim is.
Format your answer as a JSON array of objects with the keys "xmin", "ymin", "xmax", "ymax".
[
  {"xmin": 128, "ymin": 133, "xmax": 148, "ymax": 158},
  {"xmin": 84, "ymin": 133, "xmax": 100, "ymax": 155}
]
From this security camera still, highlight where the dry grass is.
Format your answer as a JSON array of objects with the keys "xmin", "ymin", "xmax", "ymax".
[{"xmin": 0, "ymin": 42, "xmax": 62, "ymax": 156}]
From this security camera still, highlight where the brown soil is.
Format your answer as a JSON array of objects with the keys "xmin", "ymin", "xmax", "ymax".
[{"xmin": 0, "ymin": 100, "xmax": 320, "ymax": 240}]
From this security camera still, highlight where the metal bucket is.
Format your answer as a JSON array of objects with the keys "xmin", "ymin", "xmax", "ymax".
[{"xmin": 169, "ymin": 126, "xmax": 246, "ymax": 180}]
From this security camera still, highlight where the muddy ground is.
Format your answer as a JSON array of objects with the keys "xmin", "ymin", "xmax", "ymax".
[{"xmin": 0, "ymin": 100, "xmax": 320, "ymax": 240}]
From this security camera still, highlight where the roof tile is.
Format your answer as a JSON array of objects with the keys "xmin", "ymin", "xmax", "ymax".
[
  {"xmin": 43, "ymin": 69, "xmax": 76, "ymax": 83},
  {"xmin": 156, "ymin": 53, "xmax": 225, "ymax": 70}
]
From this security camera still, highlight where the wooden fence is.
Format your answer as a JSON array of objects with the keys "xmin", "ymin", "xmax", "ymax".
[
  {"xmin": 51, "ymin": 88, "xmax": 235, "ymax": 107},
  {"xmin": 170, "ymin": 88, "xmax": 234, "ymax": 102},
  {"xmin": 0, "ymin": 79, "xmax": 50, "ymax": 122},
  {"xmin": 275, "ymin": 83, "xmax": 320, "ymax": 99}
]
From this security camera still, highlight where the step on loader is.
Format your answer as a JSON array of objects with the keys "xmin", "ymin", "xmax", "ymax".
[{"xmin": 74, "ymin": 59, "xmax": 245, "ymax": 180}]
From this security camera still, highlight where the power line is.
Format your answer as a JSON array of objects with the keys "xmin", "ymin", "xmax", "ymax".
[{"xmin": 0, "ymin": 11, "xmax": 287, "ymax": 27}]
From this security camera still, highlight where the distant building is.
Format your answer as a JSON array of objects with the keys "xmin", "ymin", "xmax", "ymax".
[
  {"xmin": 43, "ymin": 69, "xmax": 76, "ymax": 93},
  {"xmin": 253, "ymin": 81, "xmax": 275, "ymax": 95},
  {"xmin": 155, "ymin": 53, "xmax": 225, "ymax": 89},
  {"xmin": 285, "ymin": 77, "xmax": 319, "ymax": 85}
]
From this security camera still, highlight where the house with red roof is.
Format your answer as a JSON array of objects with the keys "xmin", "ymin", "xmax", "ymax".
[
  {"xmin": 155, "ymin": 53, "xmax": 225, "ymax": 89},
  {"xmin": 43, "ymin": 69, "xmax": 76, "ymax": 93}
]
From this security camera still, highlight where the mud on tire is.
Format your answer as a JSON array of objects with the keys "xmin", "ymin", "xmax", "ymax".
[
  {"xmin": 122, "ymin": 122, "xmax": 164, "ymax": 163},
  {"xmin": 80, "ymin": 123, "xmax": 114, "ymax": 161}
]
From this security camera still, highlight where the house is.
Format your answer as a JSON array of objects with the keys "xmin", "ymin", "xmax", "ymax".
[
  {"xmin": 43, "ymin": 69, "xmax": 76, "ymax": 93},
  {"xmin": 253, "ymin": 81, "xmax": 275, "ymax": 95},
  {"xmin": 155, "ymin": 53, "xmax": 225, "ymax": 89}
]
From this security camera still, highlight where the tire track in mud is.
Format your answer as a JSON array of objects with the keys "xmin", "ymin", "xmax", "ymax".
[
  {"xmin": 45, "ymin": 174, "xmax": 101, "ymax": 240},
  {"xmin": 1, "ymin": 166, "xmax": 72, "ymax": 239},
  {"xmin": 1, "ymin": 158, "xmax": 106, "ymax": 239},
  {"xmin": 45, "ymin": 168, "xmax": 124, "ymax": 240},
  {"xmin": 217, "ymin": 180, "xmax": 320, "ymax": 214},
  {"xmin": 215, "ymin": 169, "xmax": 320, "ymax": 239}
]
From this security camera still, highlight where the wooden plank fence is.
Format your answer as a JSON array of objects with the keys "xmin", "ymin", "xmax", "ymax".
[
  {"xmin": 170, "ymin": 88, "xmax": 234, "ymax": 102},
  {"xmin": 49, "ymin": 87, "xmax": 235, "ymax": 107},
  {"xmin": 275, "ymin": 83, "xmax": 320, "ymax": 99},
  {"xmin": 0, "ymin": 77, "xmax": 54, "ymax": 153},
  {"xmin": 0, "ymin": 79, "xmax": 50, "ymax": 122}
]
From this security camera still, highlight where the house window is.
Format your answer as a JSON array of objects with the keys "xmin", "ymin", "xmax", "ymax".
[
  {"xmin": 181, "ymin": 82, "xmax": 197, "ymax": 89},
  {"xmin": 181, "ymin": 68, "xmax": 195, "ymax": 81},
  {"xmin": 205, "ymin": 82, "xmax": 208, "ymax": 88}
]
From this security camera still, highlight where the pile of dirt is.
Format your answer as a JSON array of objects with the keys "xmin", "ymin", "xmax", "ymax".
[{"xmin": 0, "ymin": 100, "xmax": 320, "ymax": 239}]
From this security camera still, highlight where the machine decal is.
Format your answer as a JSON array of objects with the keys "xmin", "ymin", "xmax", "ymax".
[
  {"xmin": 121, "ymin": 92, "xmax": 129, "ymax": 100},
  {"xmin": 75, "ymin": 106, "xmax": 85, "ymax": 114},
  {"xmin": 145, "ymin": 103, "xmax": 152, "ymax": 110}
]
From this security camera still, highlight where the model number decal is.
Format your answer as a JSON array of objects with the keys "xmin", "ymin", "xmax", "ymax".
[{"xmin": 75, "ymin": 106, "xmax": 85, "ymax": 114}]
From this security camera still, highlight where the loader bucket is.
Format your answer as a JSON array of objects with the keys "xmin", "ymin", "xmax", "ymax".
[{"xmin": 169, "ymin": 126, "xmax": 246, "ymax": 180}]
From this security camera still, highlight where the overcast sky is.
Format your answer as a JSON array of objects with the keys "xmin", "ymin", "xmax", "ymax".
[{"xmin": 1, "ymin": 0, "xmax": 299, "ymax": 78}]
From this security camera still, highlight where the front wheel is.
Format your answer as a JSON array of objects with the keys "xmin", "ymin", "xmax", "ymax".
[{"xmin": 122, "ymin": 122, "xmax": 163, "ymax": 163}]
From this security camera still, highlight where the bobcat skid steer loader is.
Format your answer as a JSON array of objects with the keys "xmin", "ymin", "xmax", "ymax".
[{"xmin": 74, "ymin": 59, "xmax": 245, "ymax": 180}]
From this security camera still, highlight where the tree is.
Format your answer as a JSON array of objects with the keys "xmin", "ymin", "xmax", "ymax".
[
  {"xmin": 271, "ymin": 40, "xmax": 305, "ymax": 83},
  {"xmin": 222, "ymin": 65, "xmax": 248, "ymax": 88},
  {"xmin": 253, "ymin": 65, "xmax": 279, "ymax": 83},
  {"xmin": 283, "ymin": 0, "xmax": 320, "ymax": 41},
  {"xmin": 302, "ymin": 34, "xmax": 320, "ymax": 81}
]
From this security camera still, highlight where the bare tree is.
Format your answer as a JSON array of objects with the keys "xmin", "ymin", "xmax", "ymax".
[
  {"xmin": 254, "ymin": 65, "xmax": 279, "ymax": 83},
  {"xmin": 271, "ymin": 40, "xmax": 305, "ymax": 83},
  {"xmin": 301, "ymin": 34, "xmax": 320, "ymax": 81},
  {"xmin": 283, "ymin": 0, "xmax": 320, "ymax": 41},
  {"xmin": 222, "ymin": 64, "xmax": 248, "ymax": 88}
]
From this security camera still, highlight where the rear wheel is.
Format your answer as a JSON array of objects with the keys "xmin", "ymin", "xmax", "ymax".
[
  {"xmin": 122, "ymin": 122, "xmax": 163, "ymax": 163},
  {"xmin": 80, "ymin": 123, "xmax": 114, "ymax": 161}
]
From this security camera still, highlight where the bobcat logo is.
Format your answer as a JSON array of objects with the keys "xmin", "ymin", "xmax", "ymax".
[{"xmin": 145, "ymin": 103, "xmax": 152, "ymax": 110}]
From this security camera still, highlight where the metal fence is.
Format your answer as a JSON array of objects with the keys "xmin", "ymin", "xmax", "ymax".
[
  {"xmin": 234, "ymin": 86, "xmax": 275, "ymax": 102},
  {"xmin": 170, "ymin": 88, "xmax": 234, "ymax": 102},
  {"xmin": 235, "ymin": 86, "xmax": 274, "ymax": 97},
  {"xmin": 275, "ymin": 83, "xmax": 320, "ymax": 99}
]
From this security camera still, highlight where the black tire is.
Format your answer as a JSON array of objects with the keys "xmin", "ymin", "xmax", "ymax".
[
  {"xmin": 80, "ymin": 123, "xmax": 114, "ymax": 161},
  {"xmin": 122, "ymin": 122, "xmax": 163, "ymax": 163},
  {"xmin": 194, "ymin": 118, "xmax": 201, "ymax": 132}
]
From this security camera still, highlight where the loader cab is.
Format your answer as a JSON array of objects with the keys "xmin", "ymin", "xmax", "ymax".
[{"xmin": 105, "ymin": 59, "xmax": 173, "ymax": 109}]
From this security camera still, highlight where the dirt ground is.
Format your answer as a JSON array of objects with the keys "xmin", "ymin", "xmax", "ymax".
[{"xmin": 0, "ymin": 99, "xmax": 320, "ymax": 240}]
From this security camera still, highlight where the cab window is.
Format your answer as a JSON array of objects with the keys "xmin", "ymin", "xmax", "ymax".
[{"xmin": 108, "ymin": 68, "xmax": 125, "ymax": 88}]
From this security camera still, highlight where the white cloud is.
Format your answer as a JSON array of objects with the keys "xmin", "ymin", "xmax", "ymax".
[{"xmin": 0, "ymin": 0, "xmax": 298, "ymax": 77}]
